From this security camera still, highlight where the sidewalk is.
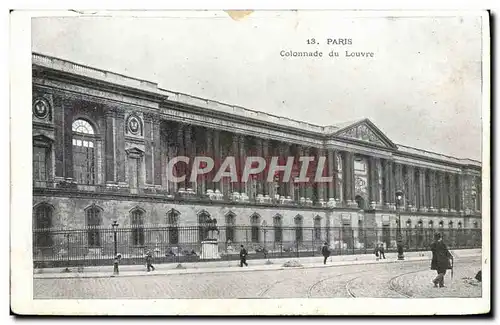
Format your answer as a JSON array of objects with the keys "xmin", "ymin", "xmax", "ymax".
[{"xmin": 33, "ymin": 248, "xmax": 481, "ymax": 279}]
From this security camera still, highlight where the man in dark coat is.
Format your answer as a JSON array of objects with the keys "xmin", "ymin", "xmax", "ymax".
[
  {"xmin": 145, "ymin": 250, "xmax": 155, "ymax": 272},
  {"xmin": 430, "ymin": 233, "xmax": 453, "ymax": 288},
  {"xmin": 239, "ymin": 245, "xmax": 248, "ymax": 267},
  {"xmin": 321, "ymin": 242, "xmax": 331, "ymax": 265}
]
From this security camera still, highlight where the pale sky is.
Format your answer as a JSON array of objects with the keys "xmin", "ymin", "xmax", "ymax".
[{"xmin": 31, "ymin": 12, "xmax": 483, "ymax": 161}]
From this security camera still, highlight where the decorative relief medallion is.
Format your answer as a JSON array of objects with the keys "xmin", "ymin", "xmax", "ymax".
[
  {"xmin": 33, "ymin": 98, "xmax": 50, "ymax": 119},
  {"xmin": 127, "ymin": 115, "xmax": 142, "ymax": 135},
  {"xmin": 355, "ymin": 176, "xmax": 368, "ymax": 196}
]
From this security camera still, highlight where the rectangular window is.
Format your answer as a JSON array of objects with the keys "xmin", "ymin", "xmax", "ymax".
[
  {"xmin": 314, "ymin": 226, "xmax": 321, "ymax": 241},
  {"xmin": 33, "ymin": 147, "xmax": 47, "ymax": 181},
  {"xmin": 73, "ymin": 142, "xmax": 95, "ymax": 184},
  {"xmin": 251, "ymin": 226, "xmax": 259, "ymax": 242},
  {"xmin": 226, "ymin": 226, "xmax": 235, "ymax": 242}
]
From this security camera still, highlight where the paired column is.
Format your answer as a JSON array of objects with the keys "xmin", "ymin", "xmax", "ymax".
[
  {"xmin": 449, "ymin": 173, "xmax": 456, "ymax": 212},
  {"xmin": 104, "ymin": 108, "xmax": 115, "ymax": 184},
  {"xmin": 263, "ymin": 139, "xmax": 273, "ymax": 198},
  {"xmin": 213, "ymin": 130, "xmax": 221, "ymax": 193},
  {"xmin": 205, "ymin": 128, "xmax": 214, "ymax": 192},
  {"xmin": 456, "ymin": 174, "xmax": 464, "ymax": 213},
  {"xmin": 418, "ymin": 168, "xmax": 426, "ymax": 211},
  {"xmin": 428, "ymin": 170, "xmax": 437, "ymax": 210},
  {"xmin": 369, "ymin": 157, "xmax": 380, "ymax": 208},
  {"xmin": 406, "ymin": 165, "xmax": 415, "ymax": 210},
  {"xmin": 343, "ymin": 151, "xmax": 356, "ymax": 206}
]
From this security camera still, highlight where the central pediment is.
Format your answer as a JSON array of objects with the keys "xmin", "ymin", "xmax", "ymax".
[{"xmin": 332, "ymin": 119, "xmax": 397, "ymax": 149}]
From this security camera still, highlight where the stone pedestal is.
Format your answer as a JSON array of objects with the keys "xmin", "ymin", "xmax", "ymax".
[{"xmin": 201, "ymin": 241, "xmax": 220, "ymax": 260}]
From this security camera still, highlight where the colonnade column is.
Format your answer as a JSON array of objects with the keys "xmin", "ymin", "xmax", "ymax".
[
  {"xmin": 442, "ymin": 173, "xmax": 450, "ymax": 212},
  {"xmin": 418, "ymin": 168, "xmax": 427, "ymax": 212},
  {"xmin": 255, "ymin": 138, "xmax": 264, "ymax": 196},
  {"xmin": 205, "ymin": 128, "xmax": 214, "ymax": 192},
  {"xmin": 437, "ymin": 172, "xmax": 445, "ymax": 212},
  {"xmin": 184, "ymin": 125, "xmax": 194, "ymax": 191},
  {"xmin": 343, "ymin": 151, "xmax": 356, "ymax": 207},
  {"xmin": 406, "ymin": 165, "xmax": 415, "ymax": 211},
  {"xmin": 327, "ymin": 149, "xmax": 335, "ymax": 203},
  {"xmin": 317, "ymin": 148, "xmax": 325, "ymax": 204},
  {"xmin": 213, "ymin": 130, "xmax": 221, "ymax": 193},
  {"xmin": 449, "ymin": 173, "xmax": 456, "ymax": 212},
  {"xmin": 176, "ymin": 124, "xmax": 185, "ymax": 190},
  {"xmin": 238, "ymin": 135, "xmax": 246, "ymax": 196},
  {"xmin": 263, "ymin": 139, "xmax": 272, "ymax": 199},
  {"xmin": 104, "ymin": 108, "xmax": 115, "ymax": 184},
  {"xmin": 387, "ymin": 160, "xmax": 395, "ymax": 208},
  {"xmin": 457, "ymin": 174, "xmax": 464, "ymax": 213},
  {"xmin": 429, "ymin": 170, "xmax": 437, "ymax": 211},
  {"xmin": 369, "ymin": 157, "xmax": 380, "ymax": 209}
]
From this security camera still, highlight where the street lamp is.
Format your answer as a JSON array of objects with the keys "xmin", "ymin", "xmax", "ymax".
[
  {"xmin": 262, "ymin": 220, "xmax": 270, "ymax": 262},
  {"xmin": 112, "ymin": 220, "xmax": 119, "ymax": 257},
  {"xmin": 395, "ymin": 191, "xmax": 405, "ymax": 260}
]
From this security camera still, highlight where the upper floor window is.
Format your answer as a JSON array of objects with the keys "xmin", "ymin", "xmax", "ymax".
[
  {"xmin": 72, "ymin": 119, "xmax": 96, "ymax": 185},
  {"xmin": 33, "ymin": 146, "xmax": 48, "ymax": 181}
]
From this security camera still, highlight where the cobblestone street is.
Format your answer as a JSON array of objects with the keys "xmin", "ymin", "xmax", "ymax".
[{"xmin": 34, "ymin": 257, "xmax": 482, "ymax": 299}]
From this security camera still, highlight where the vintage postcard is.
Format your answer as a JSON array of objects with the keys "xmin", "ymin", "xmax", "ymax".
[{"xmin": 10, "ymin": 9, "xmax": 490, "ymax": 315}]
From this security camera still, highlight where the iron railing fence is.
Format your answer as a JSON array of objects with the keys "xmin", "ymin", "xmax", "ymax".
[{"xmin": 33, "ymin": 226, "xmax": 482, "ymax": 268}]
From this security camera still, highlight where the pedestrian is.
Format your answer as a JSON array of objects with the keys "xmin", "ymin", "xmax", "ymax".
[
  {"xmin": 239, "ymin": 245, "xmax": 248, "ymax": 267},
  {"xmin": 430, "ymin": 233, "xmax": 453, "ymax": 288},
  {"xmin": 321, "ymin": 242, "xmax": 331, "ymax": 265},
  {"xmin": 378, "ymin": 243, "xmax": 386, "ymax": 259},
  {"xmin": 374, "ymin": 244, "xmax": 380, "ymax": 261},
  {"xmin": 112, "ymin": 253, "xmax": 122, "ymax": 276},
  {"xmin": 145, "ymin": 250, "xmax": 155, "ymax": 272}
]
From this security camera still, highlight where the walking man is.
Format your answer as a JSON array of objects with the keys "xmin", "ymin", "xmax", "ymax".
[
  {"xmin": 321, "ymin": 242, "xmax": 331, "ymax": 265},
  {"xmin": 378, "ymin": 243, "xmax": 386, "ymax": 260},
  {"xmin": 239, "ymin": 245, "xmax": 248, "ymax": 267},
  {"xmin": 112, "ymin": 253, "xmax": 122, "ymax": 276},
  {"xmin": 145, "ymin": 250, "xmax": 155, "ymax": 272},
  {"xmin": 430, "ymin": 233, "xmax": 453, "ymax": 288}
]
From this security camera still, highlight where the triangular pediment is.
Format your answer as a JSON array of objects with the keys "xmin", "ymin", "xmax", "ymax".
[
  {"xmin": 33, "ymin": 134, "xmax": 54, "ymax": 143},
  {"xmin": 125, "ymin": 147, "xmax": 144, "ymax": 157},
  {"xmin": 333, "ymin": 119, "xmax": 397, "ymax": 149}
]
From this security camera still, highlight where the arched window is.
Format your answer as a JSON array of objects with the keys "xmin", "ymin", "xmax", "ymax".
[
  {"xmin": 167, "ymin": 209, "xmax": 180, "ymax": 245},
  {"xmin": 72, "ymin": 119, "xmax": 96, "ymax": 185},
  {"xmin": 250, "ymin": 213, "xmax": 260, "ymax": 243},
  {"xmin": 406, "ymin": 219, "xmax": 412, "ymax": 228},
  {"xmin": 198, "ymin": 211, "xmax": 211, "ymax": 242},
  {"xmin": 473, "ymin": 221, "xmax": 478, "ymax": 229},
  {"xmin": 439, "ymin": 221, "xmax": 444, "ymax": 228},
  {"xmin": 294, "ymin": 215, "xmax": 303, "ymax": 243},
  {"xmin": 273, "ymin": 214, "xmax": 283, "ymax": 243},
  {"xmin": 85, "ymin": 205, "xmax": 102, "ymax": 247},
  {"xmin": 314, "ymin": 216, "xmax": 322, "ymax": 241},
  {"xmin": 448, "ymin": 221, "xmax": 454, "ymax": 228},
  {"xmin": 428, "ymin": 220, "xmax": 434, "ymax": 228},
  {"xmin": 130, "ymin": 208, "xmax": 145, "ymax": 246},
  {"xmin": 33, "ymin": 204, "xmax": 54, "ymax": 248},
  {"xmin": 225, "ymin": 212, "xmax": 236, "ymax": 242},
  {"xmin": 458, "ymin": 222, "xmax": 462, "ymax": 229}
]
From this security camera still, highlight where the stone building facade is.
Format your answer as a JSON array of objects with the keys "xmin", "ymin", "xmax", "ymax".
[{"xmin": 32, "ymin": 52, "xmax": 482, "ymax": 251}]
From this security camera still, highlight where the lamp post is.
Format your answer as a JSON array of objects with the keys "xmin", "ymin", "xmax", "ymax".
[
  {"xmin": 262, "ymin": 220, "xmax": 269, "ymax": 261},
  {"xmin": 112, "ymin": 220, "xmax": 119, "ymax": 257},
  {"xmin": 395, "ymin": 191, "xmax": 405, "ymax": 260}
]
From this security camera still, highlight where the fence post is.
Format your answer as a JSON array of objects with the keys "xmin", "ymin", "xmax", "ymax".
[{"xmin": 351, "ymin": 229, "xmax": 355, "ymax": 255}]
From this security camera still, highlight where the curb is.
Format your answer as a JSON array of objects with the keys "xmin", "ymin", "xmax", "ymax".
[{"xmin": 33, "ymin": 254, "xmax": 481, "ymax": 280}]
